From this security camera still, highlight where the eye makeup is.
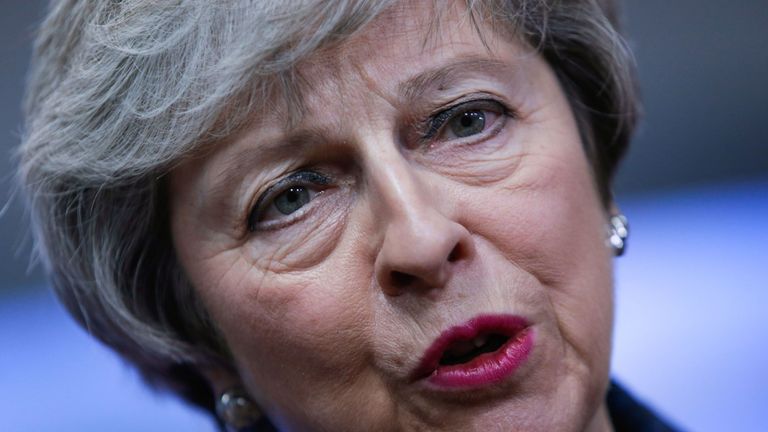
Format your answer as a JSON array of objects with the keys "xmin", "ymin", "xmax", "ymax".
[
  {"xmin": 246, "ymin": 170, "xmax": 331, "ymax": 232},
  {"xmin": 417, "ymin": 96, "xmax": 513, "ymax": 145}
]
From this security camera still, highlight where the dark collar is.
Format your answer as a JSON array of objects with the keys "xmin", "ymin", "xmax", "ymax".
[
  {"xmin": 607, "ymin": 381, "xmax": 683, "ymax": 432},
  {"xmin": 249, "ymin": 380, "xmax": 682, "ymax": 431}
]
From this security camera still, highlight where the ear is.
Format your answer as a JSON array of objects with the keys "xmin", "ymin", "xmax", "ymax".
[
  {"xmin": 200, "ymin": 364, "xmax": 243, "ymax": 397},
  {"xmin": 608, "ymin": 201, "xmax": 620, "ymax": 217}
]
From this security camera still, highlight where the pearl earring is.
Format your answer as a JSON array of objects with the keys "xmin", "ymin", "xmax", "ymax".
[
  {"xmin": 216, "ymin": 388, "xmax": 262, "ymax": 432},
  {"xmin": 608, "ymin": 214, "xmax": 629, "ymax": 256}
]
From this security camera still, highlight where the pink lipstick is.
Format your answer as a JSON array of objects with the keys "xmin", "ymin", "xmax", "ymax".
[{"xmin": 410, "ymin": 314, "xmax": 534, "ymax": 389}]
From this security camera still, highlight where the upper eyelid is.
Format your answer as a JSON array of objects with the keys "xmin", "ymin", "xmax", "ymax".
[
  {"xmin": 259, "ymin": 170, "xmax": 328, "ymax": 203},
  {"xmin": 421, "ymin": 97, "xmax": 509, "ymax": 139},
  {"xmin": 247, "ymin": 170, "xmax": 330, "ymax": 231}
]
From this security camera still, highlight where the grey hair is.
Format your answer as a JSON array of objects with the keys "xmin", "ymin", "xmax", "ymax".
[{"xmin": 18, "ymin": 0, "xmax": 638, "ymax": 421}]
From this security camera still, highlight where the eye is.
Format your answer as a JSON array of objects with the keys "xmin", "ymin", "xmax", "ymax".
[
  {"xmin": 422, "ymin": 99, "xmax": 507, "ymax": 143},
  {"xmin": 273, "ymin": 186, "xmax": 311, "ymax": 215},
  {"xmin": 447, "ymin": 110, "xmax": 487, "ymax": 138},
  {"xmin": 247, "ymin": 170, "xmax": 330, "ymax": 232}
]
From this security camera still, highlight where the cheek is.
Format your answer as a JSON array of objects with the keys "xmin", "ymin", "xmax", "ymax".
[
  {"xmin": 461, "ymin": 134, "xmax": 614, "ymax": 358},
  {"xmin": 205, "ymin": 261, "xmax": 371, "ymax": 368},
  {"xmin": 193, "ymin": 247, "xmax": 374, "ymax": 393},
  {"xmin": 174, "ymin": 194, "xmax": 366, "ymax": 372},
  {"xmin": 465, "ymin": 150, "xmax": 604, "ymax": 272}
]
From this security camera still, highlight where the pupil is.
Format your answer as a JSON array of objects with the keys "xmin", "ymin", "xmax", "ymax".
[
  {"xmin": 451, "ymin": 111, "xmax": 485, "ymax": 138},
  {"xmin": 275, "ymin": 187, "xmax": 310, "ymax": 215}
]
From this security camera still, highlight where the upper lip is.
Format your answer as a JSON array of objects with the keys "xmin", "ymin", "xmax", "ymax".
[{"xmin": 409, "ymin": 314, "xmax": 530, "ymax": 382}]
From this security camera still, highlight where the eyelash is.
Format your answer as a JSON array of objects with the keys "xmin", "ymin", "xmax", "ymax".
[
  {"xmin": 419, "ymin": 97, "xmax": 511, "ymax": 142},
  {"xmin": 247, "ymin": 170, "xmax": 330, "ymax": 232}
]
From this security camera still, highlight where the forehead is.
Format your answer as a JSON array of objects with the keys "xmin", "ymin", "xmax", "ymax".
[
  {"xmin": 184, "ymin": 2, "xmax": 543, "ymax": 196},
  {"xmin": 270, "ymin": 1, "xmax": 524, "ymax": 125}
]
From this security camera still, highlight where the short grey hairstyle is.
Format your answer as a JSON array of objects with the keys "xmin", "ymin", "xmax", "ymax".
[{"xmin": 18, "ymin": 0, "xmax": 638, "ymax": 422}]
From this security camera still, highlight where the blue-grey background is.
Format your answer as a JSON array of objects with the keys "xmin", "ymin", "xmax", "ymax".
[{"xmin": 1, "ymin": 1, "xmax": 767, "ymax": 431}]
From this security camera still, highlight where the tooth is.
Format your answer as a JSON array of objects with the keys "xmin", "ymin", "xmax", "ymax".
[{"xmin": 473, "ymin": 335, "xmax": 487, "ymax": 348}]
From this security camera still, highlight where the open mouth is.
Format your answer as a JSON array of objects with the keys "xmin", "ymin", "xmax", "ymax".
[
  {"xmin": 411, "ymin": 314, "xmax": 533, "ymax": 388},
  {"xmin": 438, "ymin": 333, "xmax": 511, "ymax": 366}
]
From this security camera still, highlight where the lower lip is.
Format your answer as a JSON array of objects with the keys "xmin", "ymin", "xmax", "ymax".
[{"xmin": 427, "ymin": 327, "xmax": 534, "ymax": 389}]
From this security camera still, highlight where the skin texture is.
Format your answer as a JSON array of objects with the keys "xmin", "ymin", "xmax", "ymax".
[{"xmin": 170, "ymin": 3, "xmax": 616, "ymax": 431}]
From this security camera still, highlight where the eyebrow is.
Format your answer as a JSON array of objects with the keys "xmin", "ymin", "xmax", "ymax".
[
  {"xmin": 397, "ymin": 56, "xmax": 510, "ymax": 104},
  {"xmin": 206, "ymin": 129, "xmax": 322, "ymax": 199}
]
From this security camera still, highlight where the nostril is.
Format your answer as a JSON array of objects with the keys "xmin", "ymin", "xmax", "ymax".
[
  {"xmin": 379, "ymin": 227, "xmax": 471, "ymax": 294},
  {"xmin": 447, "ymin": 243, "xmax": 463, "ymax": 263},
  {"xmin": 390, "ymin": 271, "xmax": 416, "ymax": 288}
]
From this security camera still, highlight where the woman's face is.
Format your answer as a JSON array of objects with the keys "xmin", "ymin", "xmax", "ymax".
[{"xmin": 170, "ymin": 3, "xmax": 615, "ymax": 431}]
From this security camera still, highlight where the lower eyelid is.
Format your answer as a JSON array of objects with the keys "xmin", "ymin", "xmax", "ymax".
[
  {"xmin": 249, "ymin": 184, "xmax": 341, "ymax": 233},
  {"xmin": 250, "ymin": 189, "xmax": 322, "ymax": 231}
]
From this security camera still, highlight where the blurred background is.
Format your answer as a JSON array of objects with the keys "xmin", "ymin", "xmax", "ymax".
[{"xmin": 1, "ymin": 1, "xmax": 766, "ymax": 431}]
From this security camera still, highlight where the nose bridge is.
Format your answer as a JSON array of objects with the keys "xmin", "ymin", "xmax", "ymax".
[
  {"xmin": 364, "ymin": 142, "xmax": 473, "ymax": 296},
  {"xmin": 368, "ymin": 146, "xmax": 429, "ymax": 223},
  {"xmin": 362, "ymin": 135, "xmax": 445, "ymax": 238}
]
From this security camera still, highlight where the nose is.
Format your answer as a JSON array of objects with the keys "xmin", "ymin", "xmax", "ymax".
[{"xmin": 371, "ymin": 160, "xmax": 474, "ymax": 296}]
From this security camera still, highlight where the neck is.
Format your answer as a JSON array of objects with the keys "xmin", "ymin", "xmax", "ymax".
[{"xmin": 585, "ymin": 402, "xmax": 614, "ymax": 432}]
